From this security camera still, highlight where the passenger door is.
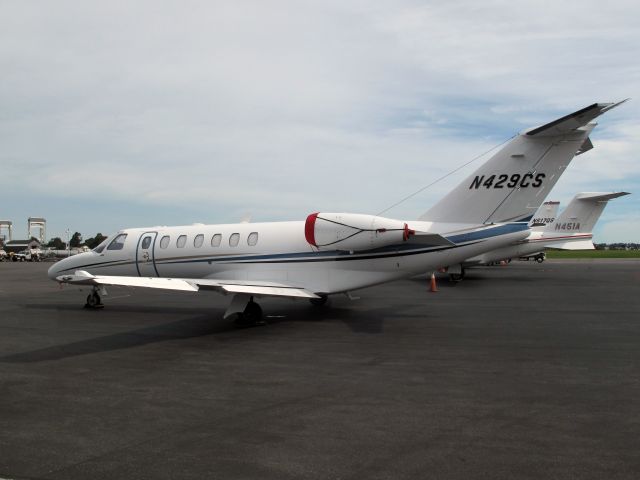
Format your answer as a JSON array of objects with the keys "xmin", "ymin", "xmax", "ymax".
[{"xmin": 136, "ymin": 232, "xmax": 159, "ymax": 277}]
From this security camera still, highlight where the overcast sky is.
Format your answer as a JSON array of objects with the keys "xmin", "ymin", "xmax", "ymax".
[{"xmin": 1, "ymin": 0, "xmax": 638, "ymax": 243}]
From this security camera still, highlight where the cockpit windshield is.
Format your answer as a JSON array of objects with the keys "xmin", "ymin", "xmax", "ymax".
[
  {"xmin": 93, "ymin": 238, "xmax": 110, "ymax": 254},
  {"xmin": 106, "ymin": 233, "xmax": 128, "ymax": 251}
]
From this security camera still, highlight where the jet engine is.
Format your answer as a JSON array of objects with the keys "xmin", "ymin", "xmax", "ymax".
[{"xmin": 304, "ymin": 213, "xmax": 415, "ymax": 251}]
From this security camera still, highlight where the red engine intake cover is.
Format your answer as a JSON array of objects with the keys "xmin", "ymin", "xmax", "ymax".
[{"xmin": 305, "ymin": 213, "xmax": 319, "ymax": 247}]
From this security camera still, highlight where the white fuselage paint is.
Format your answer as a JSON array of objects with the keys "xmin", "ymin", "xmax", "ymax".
[
  {"xmin": 48, "ymin": 220, "xmax": 530, "ymax": 294},
  {"xmin": 464, "ymin": 230, "xmax": 594, "ymax": 265}
]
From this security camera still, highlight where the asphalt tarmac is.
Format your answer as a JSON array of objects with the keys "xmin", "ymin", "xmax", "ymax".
[{"xmin": 1, "ymin": 260, "xmax": 639, "ymax": 479}]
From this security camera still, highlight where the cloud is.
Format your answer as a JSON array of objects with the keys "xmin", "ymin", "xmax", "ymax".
[{"xmin": 0, "ymin": 0, "xmax": 638, "ymax": 240}]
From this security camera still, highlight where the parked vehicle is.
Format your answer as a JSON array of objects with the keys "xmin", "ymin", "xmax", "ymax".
[
  {"xmin": 519, "ymin": 252, "xmax": 546, "ymax": 263},
  {"xmin": 12, "ymin": 251, "xmax": 28, "ymax": 261}
]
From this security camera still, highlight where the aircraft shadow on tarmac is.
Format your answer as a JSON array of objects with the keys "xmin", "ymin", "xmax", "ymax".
[{"xmin": 0, "ymin": 303, "xmax": 402, "ymax": 363}]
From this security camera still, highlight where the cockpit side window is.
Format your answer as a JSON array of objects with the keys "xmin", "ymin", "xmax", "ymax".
[
  {"xmin": 107, "ymin": 234, "xmax": 128, "ymax": 251},
  {"xmin": 93, "ymin": 238, "xmax": 110, "ymax": 254}
]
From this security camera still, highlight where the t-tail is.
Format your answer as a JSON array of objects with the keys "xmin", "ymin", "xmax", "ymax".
[
  {"xmin": 540, "ymin": 192, "xmax": 630, "ymax": 249},
  {"xmin": 420, "ymin": 101, "xmax": 628, "ymax": 225}
]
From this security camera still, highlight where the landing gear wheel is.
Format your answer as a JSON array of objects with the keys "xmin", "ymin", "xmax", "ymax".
[
  {"xmin": 536, "ymin": 255, "xmax": 545, "ymax": 263},
  {"xmin": 449, "ymin": 268, "xmax": 466, "ymax": 283},
  {"xmin": 234, "ymin": 300, "xmax": 264, "ymax": 327},
  {"xmin": 310, "ymin": 294, "xmax": 328, "ymax": 307},
  {"xmin": 84, "ymin": 291, "xmax": 103, "ymax": 309}
]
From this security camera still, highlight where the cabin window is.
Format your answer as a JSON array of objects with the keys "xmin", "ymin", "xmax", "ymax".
[
  {"xmin": 176, "ymin": 235, "xmax": 187, "ymax": 248},
  {"xmin": 247, "ymin": 232, "xmax": 258, "ymax": 246},
  {"xmin": 141, "ymin": 237, "xmax": 152, "ymax": 249},
  {"xmin": 211, "ymin": 234, "xmax": 222, "ymax": 247},
  {"xmin": 107, "ymin": 233, "xmax": 127, "ymax": 251},
  {"xmin": 159, "ymin": 235, "xmax": 170, "ymax": 249},
  {"xmin": 194, "ymin": 234, "xmax": 204, "ymax": 248},
  {"xmin": 229, "ymin": 233, "xmax": 240, "ymax": 247}
]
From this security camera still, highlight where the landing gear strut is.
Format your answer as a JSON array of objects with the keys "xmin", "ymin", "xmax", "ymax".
[
  {"xmin": 84, "ymin": 288, "xmax": 104, "ymax": 309},
  {"xmin": 233, "ymin": 297, "xmax": 265, "ymax": 328}
]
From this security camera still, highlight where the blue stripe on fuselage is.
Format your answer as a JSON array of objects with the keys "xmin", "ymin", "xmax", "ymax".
[{"xmin": 151, "ymin": 222, "xmax": 529, "ymax": 266}]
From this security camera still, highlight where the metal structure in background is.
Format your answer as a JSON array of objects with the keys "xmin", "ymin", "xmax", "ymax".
[
  {"xmin": 0, "ymin": 220, "xmax": 13, "ymax": 244},
  {"xmin": 28, "ymin": 217, "xmax": 46, "ymax": 243}
]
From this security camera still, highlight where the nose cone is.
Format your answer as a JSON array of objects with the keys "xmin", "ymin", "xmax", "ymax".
[
  {"xmin": 48, "ymin": 251, "xmax": 96, "ymax": 281},
  {"xmin": 47, "ymin": 260, "xmax": 64, "ymax": 280}
]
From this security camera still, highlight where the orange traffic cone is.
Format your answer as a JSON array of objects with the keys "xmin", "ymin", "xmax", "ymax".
[{"xmin": 430, "ymin": 273, "xmax": 438, "ymax": 292}]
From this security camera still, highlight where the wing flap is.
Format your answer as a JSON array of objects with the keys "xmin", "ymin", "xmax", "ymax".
[{"xmin": 220, "ymin": 284, "xmax": 318, "ymax": 298}]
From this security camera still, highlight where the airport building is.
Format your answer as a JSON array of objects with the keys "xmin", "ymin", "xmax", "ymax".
[{"xmin": 3, "ymin": 238, "xmax": 42, "ymax": 254}]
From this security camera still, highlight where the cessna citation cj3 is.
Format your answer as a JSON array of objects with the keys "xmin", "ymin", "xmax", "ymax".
[{"xmin": 49, "ymin": 101, "xmax": 626, "ymax": 326}]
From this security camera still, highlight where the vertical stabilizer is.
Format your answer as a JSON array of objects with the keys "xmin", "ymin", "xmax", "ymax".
[
  {"xmin": 420, "ymin": 101, "xmax": 628, "ymax": 224},
  {"xmin": 542, "ymin": 191, "xmax": 630, "ymax": 249},
  {"xmin": 529, "ymin": 201, "xmax": 560, "ymax": 230}
]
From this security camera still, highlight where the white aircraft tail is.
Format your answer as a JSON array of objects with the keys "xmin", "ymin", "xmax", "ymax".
[
  {"xmin": 529, "ymin": 201, "xmax": 560, "ymax": 230},
  {"xmin": 420, "ymin": 101, "xmax": 628, "ymax": 224},
  {"xmin": 542, "ymin": 191, "xmax": 630, "ymax": 249}
]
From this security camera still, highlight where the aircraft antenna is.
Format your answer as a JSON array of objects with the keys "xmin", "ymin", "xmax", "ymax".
[{"xmin": 376, "ymin": 134, "xmax": 517, "ymax": 216}]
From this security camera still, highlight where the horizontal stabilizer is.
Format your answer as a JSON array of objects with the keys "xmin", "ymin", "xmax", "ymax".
[
  {"xmin": 57, "ymin": 271, "xmax": 320, "ymax": 299},
  {"xmin": 525, "ymin": 100, "xmax": 629, "ymax": 137},
  {"xmin": 548, "ymin": 240, "xmax": 595, "ymax": 250},
  {"xmin": 573, "ymin": 191, "xmax": 630, "ymax": 202}
]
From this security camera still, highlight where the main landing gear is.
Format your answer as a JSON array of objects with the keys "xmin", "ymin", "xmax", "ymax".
[
  {"xmin": 232, "ymin": 297, "xmax": 265, "ymax": 328},
  {"xmin": 309, "ymin": 294, "xmax": 328, "ymax": 307},
  {"xmin": 449, "ymin": 268, "xmax": 466, "ymax": 283},
  {"xmin": 84, "ymin": 288, "xmax": 104, "ymax": 309}
]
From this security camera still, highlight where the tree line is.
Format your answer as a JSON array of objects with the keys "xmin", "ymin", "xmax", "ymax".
[{"xmin": 45, "ymin": 232, "xmax": 108, "ymax": 250}]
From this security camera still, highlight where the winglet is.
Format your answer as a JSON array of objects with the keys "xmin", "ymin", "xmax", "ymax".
[{"xmin": 525, "ymin": 99, "xmax": 629, "ymax": 137}]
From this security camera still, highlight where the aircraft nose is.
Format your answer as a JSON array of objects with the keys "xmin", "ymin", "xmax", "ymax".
[{"xmin": 47, "ymin": 261, "xmax": 62, "ymax": 280}]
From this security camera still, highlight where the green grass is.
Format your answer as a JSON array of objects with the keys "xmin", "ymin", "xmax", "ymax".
[{"xmin": 545, "ymin": 249, "xmax": 640, "ymax": 259}]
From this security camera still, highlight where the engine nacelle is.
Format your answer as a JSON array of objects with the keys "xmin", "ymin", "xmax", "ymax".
[{"xmin": 304, "ymin": 212, "xmax": 415, "ymax": 251}]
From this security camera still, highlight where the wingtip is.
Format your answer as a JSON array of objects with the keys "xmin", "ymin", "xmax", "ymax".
[{"xmin": 600, "ymin": 98, "xmax": 630, "ymax": 112}]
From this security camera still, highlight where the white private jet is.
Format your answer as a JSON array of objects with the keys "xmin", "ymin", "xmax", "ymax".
[
  {"xmin": 446, "ymin": 191, "xmax": 629, "ymax": 279},
  {"xmin": 49, "ymin": 101, "xmax": 626, "ymax": 325}
]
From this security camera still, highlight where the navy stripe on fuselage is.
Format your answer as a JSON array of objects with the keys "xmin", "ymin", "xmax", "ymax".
[{"xmin": 154, "ymin": 223, "xmax": 528, "ymax": 266}]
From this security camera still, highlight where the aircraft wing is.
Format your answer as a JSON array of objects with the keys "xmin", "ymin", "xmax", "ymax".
[{"xmin": 56, "ymin": 270, "xmax": 320, "ymax": 299}]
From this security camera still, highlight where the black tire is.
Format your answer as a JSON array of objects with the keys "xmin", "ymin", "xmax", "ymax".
[
  {"xmin": 449, "ymin": 268, "xmax": 466, "ymax": 282},
  {"xmin": 536, "ymin": 256, "xmax": 544, "ymax": 263},
  {"xmin": 310, "ymin": 294, "xmax": 328, "ymax": 307},
  {"xmin": 86, "ymin": 292, "xmax": 101, "ymax": 308}
]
